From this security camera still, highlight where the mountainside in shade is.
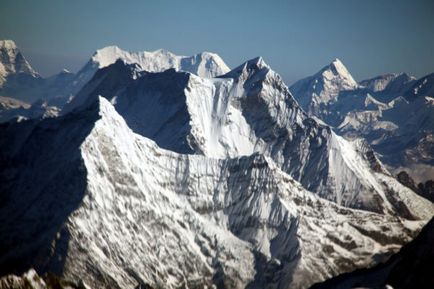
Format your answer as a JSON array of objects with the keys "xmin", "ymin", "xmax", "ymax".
[
  {"xmin": 310, "ymin": 216, "xmax": 434, "ymax": 289},
  {"xmin": 289, "ymin": 60, "xmax": 434, "ymax": 183},
  {"xmin": 65, "ymin": 58, "xmax": 434, "ymax": 217},
  {"xmin": 0, "ymin": 96, "xmax": 430, "ymax": 289}
]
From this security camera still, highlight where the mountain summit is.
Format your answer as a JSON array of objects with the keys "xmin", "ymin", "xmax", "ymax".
[
  {"xmin": 0, "ymin": 40, "xmax": 38, "ymax": 87},
  {"xmin": 289, "ymin": 58, "xmax": 359, "ymax": 115},
  {"xmin": 0, "ymin": 40, "xmax": 36, "ymax": 77}
]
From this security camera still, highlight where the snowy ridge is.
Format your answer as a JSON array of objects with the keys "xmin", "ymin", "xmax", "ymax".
[
  {"xmin": 90, "ymin": 46, "xmax": 229, "ymax": 77},
  {"xmin": 0, "ymin": 97, "xmax": 430, "ymax": 289},
  {"xmin": 66, "ymin": 58, "xmax": 434, "ymax": 217}
]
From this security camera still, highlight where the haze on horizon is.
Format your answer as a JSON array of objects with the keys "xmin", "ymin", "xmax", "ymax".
[{"xmin": 0, "ymin": 0, "xmax": 433, "ymax": 84}]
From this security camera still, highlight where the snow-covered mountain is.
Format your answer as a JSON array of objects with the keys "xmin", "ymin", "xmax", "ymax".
[
  {"xmin": 0, "ymin": 96, "xmax": 431, "ymax": 289},
  {"xmin": 64, "ymin": 57, "xmax": 433, "ymax": 218},
  {"xmin": 290, "ymin": 60, "xmax": 434, "ymax": 184}
]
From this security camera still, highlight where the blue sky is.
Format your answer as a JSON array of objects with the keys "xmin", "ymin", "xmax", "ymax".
[{"xmin": 1, "ymin": 0, "xmax": 433, "ymax": 83}]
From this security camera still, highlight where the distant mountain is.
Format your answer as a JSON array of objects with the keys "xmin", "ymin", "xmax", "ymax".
[
  {"xmin": 0, "ymin": 96, "xmax": 59, "ymax": 123},
  {"xmin": 63, "ymin": 46, "xmax": 230, "ymax": 105},
  {"xmin": 290, "ymin": 60, "xmax": 434, "ymax": 183},
  {"xmin": 289, "ymin": 59, "xmax": 359, "ymax": 124},
  {"xmin": 310, "ymin": 216, "xmax": 434, "ymax": 289},
  {"xmin": 0, "ymin": 40, "xmax": 46, "ymax": 103},
  {"xmin": 403, "ymin": 72, "xmax": 434, "ymax": 101},
  {"xmin": 0, "ymin": 95, "xmax": 430, "ymax": 289},
  {"xmin": 359, "ymin": 72, "xmax": 416, "ymax": 102},
  {"xmin": 0, "ymin": 40, "xmax": 230, "ymax": 106},
  {"xmin": 0, "ymin": 40, "xmax": 37, "ymax": 85}
]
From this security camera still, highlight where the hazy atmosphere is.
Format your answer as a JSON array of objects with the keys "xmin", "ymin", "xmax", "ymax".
[
  {"xmin": 1, "ymin": 0, "xmax": 433, "ymax": 83},
  {"xmin": 1, "ymin": 1, "xmax": 434, "ymax": 288}
]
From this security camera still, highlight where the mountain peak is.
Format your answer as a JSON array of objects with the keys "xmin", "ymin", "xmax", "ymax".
[
  {"xmin": 315, "ymin": 58, "xmax": 359, "ymax": 90},
  {"xmin": 248, "ymin": 56, "xmax": 267, "ymax": 68},
  {"xmin": 0, "ymin": 39, "xmax": 37, "ymax": 81},
  {"xmin": 324, "ymin": 58, "xmax": 356, "ymax": 81},
  {"xmin": 91, "ymin": 45, "xmax": 129, "ymax": 68},
  {"xmin": 223, "ymin": 56, "xmax": 270, "ymax": 80},
  {"xmin": 0, "ymin": 40, "xmax": 17, "ymax": 50}
]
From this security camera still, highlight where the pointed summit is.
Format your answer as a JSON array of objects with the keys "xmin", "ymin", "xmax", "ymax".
[
  {"xmin": 320, "ymin": 58, "xmax": 358, "ymax": 88},
  {"xmin": 223, "ymin": 56, "xmax": 271, "ymax": 80},
  {"xmin": 0, "ymin": 39, "xmax": 37, "ymax": 81},
  {"xmin": 289, "ymin": 58, "xmax": 359, "ymax": 122}
]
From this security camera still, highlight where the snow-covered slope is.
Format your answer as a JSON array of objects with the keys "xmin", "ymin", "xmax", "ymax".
[
  {"xmin": 290, "ymin": 61, "xmax": 434, "ymax": 183},
  {"xmin": 65, "ymin": 58, "xmax": 434, "ymax": 217},
  {"xmin": 0, "ymin": 97, "xmax": 431, "ymax": 289}
]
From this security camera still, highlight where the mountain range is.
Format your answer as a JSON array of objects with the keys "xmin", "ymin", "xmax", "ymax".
[
  {"xmin": 289, "ymin": 59, "xmax": 434, "ymax": 186},
  {"xmin": 0, "ymin": 40, "xmax": 433, "ymax": 289}
]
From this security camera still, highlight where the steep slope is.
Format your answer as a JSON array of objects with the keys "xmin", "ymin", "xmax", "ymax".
[
  {"xmin": 310, "ymin": 217, "xmax": 434, "ymax": 289},
  {"xmin": 0, "ymin": 97, "xmax": 430, "ymax": 289},
  {"xmin": 65, "ymin": 58, "xmax": 434, "ymax": 217}
]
